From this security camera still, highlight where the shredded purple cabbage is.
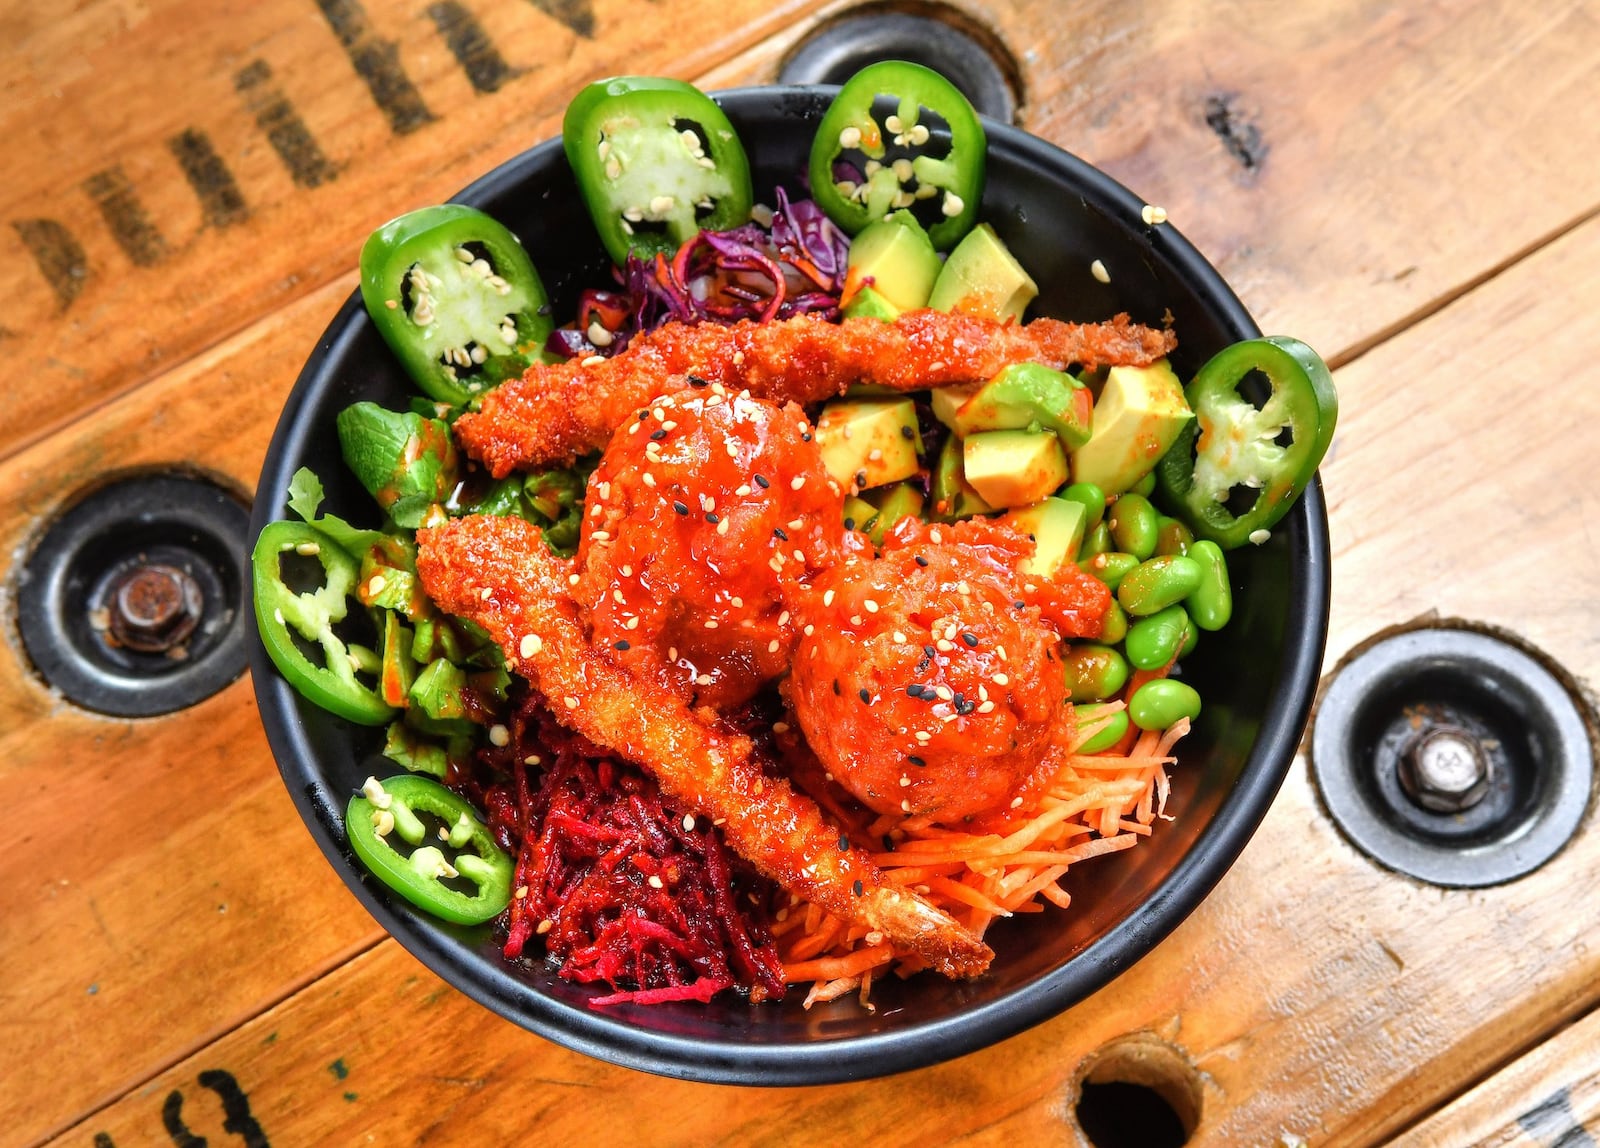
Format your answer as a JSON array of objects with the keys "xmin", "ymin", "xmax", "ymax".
[{"xmin": 546, "ymin": 194, "xmax": 851, "ymax": 360}]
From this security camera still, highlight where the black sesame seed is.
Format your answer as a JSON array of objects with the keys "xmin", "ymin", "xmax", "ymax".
[
  {"xmin": 754, "ymin": 473, "xmax": 770, "ymax": 488},
  {"xmin": 1014, "ymin": 599, "xmax": 1026, "ymax": 609},
  {"xmin": 956, "ymin": 697, "xmax": 975, "ymax": 716},
  {"xmin": 881, "ymin": 835, "xmax": 896, "ymax": 852},
  {"xmin": 687, "ymin": 374, "xmax": 708, "ymax": 387},
  {"xmin": 673, "ymin": 501, "xmax": 689, "ymax": 515},
  {"xmin": 802, "ymin": 432, "xmax": 812, "ymax": 442},
  {"xmin": 650, "ymin": 428, "xmax": 667, "ymax": 441},
  {"xmin": 833, "ymin": 679, "xmax": 841, "ymax": 696},
  {"xmin": 906, "ymin": 684, "xmax": 925, "ymax": 699},
  {"xmin": 854, "ymin": 470, "xmax": 868, "ymax": 488},
  {"xmin": 859, "ymin": 688, "xmax": 871, "ymax": 704},
  {"xmin": 638, "ymin": 409, "xmax": 650, "ymax": 420},
  {"xmin": 907, "ymin": 754, "xmax": 925, "ymax": 767},
  {"xmin": 843, "ymin": 517, "xmax": 856, "ymax": 530},
  {"xmin": 773, "ymin": 526, "xmax": 788, "ymax": 541},
  {"xmin": 961, "ymin": 632, "xmax": 978, "ymax": 648},
  {"xmin": 900, "ymin": 424, "xmax": 915, "ymax": 439},
  {"xmin": 838, "ymin": 835, "xmax": 849, "ymax": 851},
  {"xmin": 915, "ymin": 555, "xmax": 930, "ymax": 567},
  {"xmin": 706, "ymin": 513, "xmax": 720, "ymax": 524},
  {"xmin": 924, "ymin": 644, "xmax": 937, "ymax": 658},
  {"xmin": 853, "ymin": 879, "xmax": 864, "ymax": 896}
]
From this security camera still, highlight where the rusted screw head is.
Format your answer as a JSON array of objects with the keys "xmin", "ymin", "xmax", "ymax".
[
  {"xmin": 1398, "ymin": 725, "xmax": 1491, "ymax": 813},
  {"xmin": 106, "ymin": 563, "xmax": 204, "ymax": 653}
]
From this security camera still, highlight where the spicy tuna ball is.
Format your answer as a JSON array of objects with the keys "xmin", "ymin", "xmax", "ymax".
[
  {"xmin": 786, "ymin": 517, "xmax": 1083, "ymax": 823},
  {"xmin": 574, "ymin": 382, "xmax": 847, "ymax": 707}
]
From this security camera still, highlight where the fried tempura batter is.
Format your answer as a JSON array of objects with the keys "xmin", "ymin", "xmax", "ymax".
[
  {"xmin": 456, "ymin": 309, "xmax": 1177, "ymax": 475},
  {"xmin": 416, "ymin": 514, "xmax": 994, "ymax": 978}
]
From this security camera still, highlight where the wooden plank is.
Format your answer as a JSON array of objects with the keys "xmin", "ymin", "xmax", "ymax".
[
  {"xmin": 0, "ymin": 278, "xmax": 388, "ymax": 1143},
  {"xmin": 34, "ymin": 190, "xmax": 1600, "ymax": 1148},
  {"xmin": 1388, "ymin": 1005, "xmax": 1600, "ymax": 1147},
  {"xmin": 0, "ymin": 0, "xmax": 820, "ymax": 462},
  {"xmin": 700, "ymin": 0, "xmax": 1600, "ymax": 363}
]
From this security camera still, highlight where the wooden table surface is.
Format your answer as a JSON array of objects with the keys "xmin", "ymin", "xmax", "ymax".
[{"xmin": 4, "ymin": 0, "xmax": 1598, "ymax": 1144}]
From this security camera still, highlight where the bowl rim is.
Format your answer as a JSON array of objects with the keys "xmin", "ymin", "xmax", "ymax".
[{"xmin": 248, "ymin": 83, "xmax": 1331, "ymax": 1086}]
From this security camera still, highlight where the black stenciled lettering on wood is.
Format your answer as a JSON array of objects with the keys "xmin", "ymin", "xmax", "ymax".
[
  {"xmin": 427, "ymin": 1, "xmax": 524, "ymax": 94},
  {"xmin": 198, "ymin": 1069, "xmax": 270, "ymax": 1148},
  {"xmin": 161, "ymin": 1071, "xmax": 270, "ymax": 1147},
  {"xmin": 526, "ymin": 0, "xmax": 595, "ymax": 38},
  {"xmin": 162, "ymin": 1090, "xmax": 206, "ymax": 1147},
  {"xmin": 13, "ymin": 219, "xmax": 89, "ymax": 310},
  {"xmin": 1518, "ymin": 1088, "xmax": 1598, "ymax": 1148},
  {"xmin": 235, "ymin": 60, "xmax": 339, "ymax": 189},
  {"xmin": 168, "ymin": 129, "xmax": 249, "ymax": 228},
  {"xmin": 84, "ymin": 166, "xmax": 168, "ymax": 267},
  {"xmin": 314, "ymin": 0, "xmax": 436, "ymax": 134}
]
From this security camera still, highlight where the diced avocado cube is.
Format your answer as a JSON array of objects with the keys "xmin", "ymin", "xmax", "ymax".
[
  {"xmin": 866, "ymin": 482, "xmax": 925, "ymax": 545},
  {"xmin": 842, "ymin": 495, "xmax": 878, "ymax": 533},
  {"xmin": 952, "ymin": 362, "xmax": 1093, "ymax": 450},
  {"xmin": 815, "ymin": 398, "xmax": 922, "ymax": 492},
  {"xmin": 1000, "ymin": 497, "xmax": 1088, "ymax": 577},
  {"xmin": 842, "ymin": 211, "xmax": 941, "ymax": 312},
  {"xmin": 842, "ymin": 285, "xmax": 901, "ymax": 322},
  {"xmin": 931, "ymin": 382, "xmax": 981, "ymax": 430},
  {"xmin": 927, "ymin": 223, "xmax": 1039, "ymax": 324},
  {"xmin": 1071, "ymin": 360, "xmax": 1194, "ymax": 495},
  {"xmin": 933, "ymin": 435, "xmax": 994, "ymax": 520},
  {"xmin": 963, "ymin": 430, "xmax": 1070, "ymax": 509}
]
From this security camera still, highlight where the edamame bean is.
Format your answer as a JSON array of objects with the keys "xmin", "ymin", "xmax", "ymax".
[
  {"xmin": 1129, "ymin": 679, "xmax": 1202, "ymax": 731},
  {"xmin": 1186, "ymin": 540, "xmax": 1233, "ymax": 631},
  {"xmin": 1154, "ymin": 515, "xmax": 1193, "ymax": 557},
  {"xmin": 1118, "ymin": 554, "xmax": 1203, "ymax": 616},
  {"xmin": 1076, "ymin": 708, "xmax": 1130, "ymax": 754},
  {"xmin": 1107, "ymin": 493, "xmax": 1159, "ymax": 559},
  {"xmin": 1129, "ymin": 469, "xmax": 1157, "ymax": 498},
  {"xmin": 1061, "ymin": 482, "xmax": 1107, "ymax": 533},
  {"xmin": 1078, "ymin": 521, "xmax": 1112, "ymax": 560},
  {"xmin": 1180, "ymin": 619, "xmax": 1199, "ymax": 658},
  {"xmin": 1079, "ymin": 550, "xmax": 1139, "ymax": 592},
  {"xmin": 1100, "ymin": 600, "xmax": 1129, "ymax": 644},
  {"xmin": 1125, "ymin": 605, "xmax": 1192, "ymax": 670},
  {"xmin": 1062, "ymin": 644, "xmax": 1130, "ymax": 702}
]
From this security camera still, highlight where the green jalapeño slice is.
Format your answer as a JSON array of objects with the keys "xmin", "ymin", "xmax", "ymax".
[{"xmin": 359, "ymin": 204, "xmax": 553, "ymax": 407}]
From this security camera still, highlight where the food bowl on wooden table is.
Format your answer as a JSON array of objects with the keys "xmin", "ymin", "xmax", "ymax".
[{"xmin": 248, "ymin": 80, "xmax": 1331, "ymax": 1085}]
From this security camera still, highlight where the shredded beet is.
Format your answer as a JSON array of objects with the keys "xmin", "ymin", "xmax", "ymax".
[{"xmin": 471, "ymin": 693, "xmax": 787, "ymax": 1007}]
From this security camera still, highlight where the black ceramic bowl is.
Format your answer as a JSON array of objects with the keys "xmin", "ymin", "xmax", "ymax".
[{"xmin": 250, "ymin": 85, "xmax": 1330, "ymax": 1085}]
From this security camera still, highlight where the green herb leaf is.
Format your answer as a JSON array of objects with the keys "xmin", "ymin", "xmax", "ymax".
[{"xmin": 287, "ymin": 467, "xmax": 326, "ymax": 522}]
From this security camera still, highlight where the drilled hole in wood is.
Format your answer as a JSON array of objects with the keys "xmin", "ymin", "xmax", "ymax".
[
  {"xmin": 778, "ymin": 3, "xmax": 1021, "ymax": 124},
  {"xmin": 1070, "ymin": 1034, "xmax": 1202, "ymax": 1148}
]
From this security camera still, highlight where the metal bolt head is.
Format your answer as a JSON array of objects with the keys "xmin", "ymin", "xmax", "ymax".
[
  {"xmin": 107, "ymin": 563, "xmax": 204, "ymax": 653},
  {"xmin": 1398, "ymin": 725, "xmax": 1491, "ymax": 813}
]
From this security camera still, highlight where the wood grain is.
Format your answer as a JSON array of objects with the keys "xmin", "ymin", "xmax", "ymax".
[
  {"xmin": 1389, "ymin": 1005, "xmax": 1600, "ymax": 1147},
  {"xmin": 0, "ymin": 0, "xmax": 820, "ymax": 463},
  {"xmin": 31, "ymin": 197, "xmax": 1600, "ymax": 1148}
]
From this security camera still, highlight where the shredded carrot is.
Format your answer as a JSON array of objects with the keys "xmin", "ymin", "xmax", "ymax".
[{"xmin": 779, "ymin": 705, "xmax": 1192, "ymax": 1006}]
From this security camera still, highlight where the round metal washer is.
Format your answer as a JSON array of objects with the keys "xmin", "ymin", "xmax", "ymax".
[
  {"xmin": 779, "ymin": 10, "xmax": 1018, "ymax": 124},
  {"xmin": 14, "ymin": 471, "xmax": 252, "ymax": 717},
  {"xmin": 1312, "ymin": 627, "xmax": 1593, "ymax": 887}
]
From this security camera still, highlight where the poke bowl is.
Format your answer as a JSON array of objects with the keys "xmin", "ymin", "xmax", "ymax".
[{"xmin": 249, "ymin": 80, "xmax": 1331, "ymax": 1085}]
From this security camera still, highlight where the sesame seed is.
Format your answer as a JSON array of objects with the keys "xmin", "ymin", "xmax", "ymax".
[
  {"xmin": 489, "ymin": 724, "xmax": 509, "ymax": 747},
  {"xmin": 718, "ymin": 519, "xmax": 731, "ymax": 536},
  {"xmin": 1141, "ymin": 203, "xmax": 1169, "ymax": 225},
  {"xmin": 788, "ymin": 519, "xmax": 806, "ymax": 530},
  {"xmin": 853, "ymin": 879, "xmax": 865, "ymax": 896},
  {"xmin": 668, "ymin": 647, "xmax": 679, "ymax": 661},
  {"xmin": 915, "ymin": 730, "xmax": 932, "ymax": 742},
  {"xmin": 696, "ymin": 673, "xmax": 713, "ymax": 686},
  {"xmin": 893, "ymin": 631, "xmax": 907, "ymax": 643},
  {"xmin": 935, "ymin": 685, "xmax": 954, "ymax": 702},
  {"xmin": 793, "ymin": 550, "xmax": 805, "ymax": 563},
  {"xmin": 899, "ymin": 775, "xmax": 911, "ymax": 787},
  {"xmin": 582, "ymin": 354, "xmax": 606, "ymax": 367},
  {"xmin": 773, "ymin": 721, "xmax": 790, "ymax": 734},
  {"xmin": 804, "ymin": 624, "xmax": 815, "ymax": 636},
  {"xmin": 864, "ymin": 599, "xmax": 880, "ymax": 613},
  {"xmin": 790, "ymin": 475, "xmax": 806, "ymax": 491},
  {"xmin": 564, "ymin": 696, "xmax": 580, "ymax": 709},
  {"xmin": 674, "ymin": 501, "xmax": 689, "ymax": 515},
  {"xmin": 736, "ymin": 484, "xmax": 752, "ymax": 497},
  {"xmin": 1249, "ymin": 528, "xmax": 1272, "ymax": 545},
  {"xmin": 590, "ymin": 530, "xmax": 610, "ymax": 541},
  {"xmin": 778, "ymin": 610, "xmax": 790, "ymax": 626},
  {"xmin": 907, "ymin": 684, "xmax": 925, "ymax": 699},
  {"xmin": 648, "ymin": 874, "xmax": 665, "ymax": 889},
  {"xmin": 614, "ymin": 639, "xmax": 631, "ymax": 651},
  {"xmin": 915, "ymin": 555, "xmax": 929, "ymax": 567},
  {"xmin": 773, "ymin": 527, "xmax": 788, "ymax": 541},
  {"xmin": 768, "ymin": 639, "xmax": 781, "ymax": 653},
  {"xmin": 936, "ymin": 639, "xmax": 954, "ymax": 653},
  {"xmin": 993, "ymin": 672, "xmax": 1010, "ymax": 686},
  {"xmin": 520, "ymin": 634, "xmax": 542, "ymax": 657},
  {"xmin": 1011, "ymin": 796, "xmax": 1024, "ymax": 809},
  {"xmin": 705, "ymin": 619, "xmax": 719, "ymax": 629},
  {"xmin": 1091, "ymin": 259, "xmax": 1111, "ymax": 283},
  {"xmin": 706, "ymin": 512, "xmax": 720, "ymax": 524},
  {"xmin": 908, "ymin": 755, "xmax": 925, "ymax": 767},
  {"xmin": 627, "ymin": 617, "xmax": 639, "ymax": 630},
  {"xmin": 997, "ymin": 645, "xmax": 1009, "ymax": 662},
  {"xmin": 901, "ymin": 800, "xmax": 913, "ymax": 812},
  {"xmin": 859, "ymin": 688, "xmax": 872, "ymax": 704},
  {"xmin": 823, "ymin": 589, "xmax": 835, "ymax": 607}
]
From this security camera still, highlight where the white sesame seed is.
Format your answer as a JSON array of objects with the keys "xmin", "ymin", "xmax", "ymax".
[
  {"xmin": 936, "ymin": 639, "xmax": 954, "ymax": 653},
  {"xmin": 804, "ymin": 624, "xmax": 815, "ymax": 636},
  {"xmin": 1141, "ymin": 204, "xmax": 1169, "ymax": 225},
  {"xmin": 790, "ymin": 475, "xmax": 806, "ymax": 491},
  {"xmin": 823, "ymin": 590, "xmax": 835, "ymax": 607},
  {"xmin": 893, "ymin": 631, "xmax": 907, "ymax": 643},
  {"xmin": 489, "ymin": 724, "xmax": 510, "ymax": 747},
  {"xmin": 619, "ymin": 565, "xmax": 632, "ymax": 577},
  {"xmin": 627, "ymin": 616, "xmax": 640, "ymax": 630},
  {"xmin": 565, "ymin": 696, "xmax": 580, "ymax": 709},
  {"xmin": 899, "ymin": 775, "xmax": 911, "ymax": 787},
  {"xmin": 705, "ymin": 619, "xmax": 719, "ymax": 629},
  {"xmin": 668, "ymin": 647, "xmax": 678, "ymax": 662},
  {"xmin": 778, "ymin": 611, "xmax": 790, "ymax": 626},
  {"xmin": 1249, "ymin": 528, "xmax": 1272, "ymax": 545},
  {"xmin": 642, "ymin": 473, "xmax": 656, "ymax": 488},
  {"xmin": 1091, "ymin": 259, "xmax": 1111, "ymax": 284},
  {"xmin": 717, "ymin": 519, "xmax": 730, "ymax": 536},
  {"xmin": 568, "ymin": 574, "xmax": 581, "ymax": 586},
  {"xmin": 768, "ymin": 639, "xmax": 781, "ymax": 653},
  {"xmin": 582, "ymin": 354, "xmax": 606, "ymax": 367},
  {"xmin": 587, "ymin": 321, "xmax": 613, "ymax": 347},
  {"xmin": 978, "ymin": 700, "xmax": 996, "ymax": 714},
  {"xmin": 696, "ymin": 674, "xmax": 713, "ymax": 686},
  {"xmin": 647, "ymin": 874, "xmax": 665, "ymax": 889},
  {"xmin": 524, "ymin": 755, "xmax": 542, "ymax": 766},
  {"xmin": 793, "ymin": 550, "xmax": 805, "ymax": 563},
  {"xmin": 536, "ymin": 919, "xmax": 553, "ymax": 935},
  {"xmin": 901, "ymin": 799, "xmax": 913, "ymax": 812},
  {"xmin": 1011, "ymin": 796, "xmax": 1024, "ymax": 809},
  {"xmin": 993, "ymin": 672, "xmax": 1010, "ymax": 686},
  {"xmin": 935, "ymin": 685, "xmax": 954, "ymax": 702},
  {"xmin": 850, "ymin": 615, "xmax": 863, "ymax": 625},
  {"xmin": 479, "ymin": 586, "xmax": 493, "ymax": 600}
]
